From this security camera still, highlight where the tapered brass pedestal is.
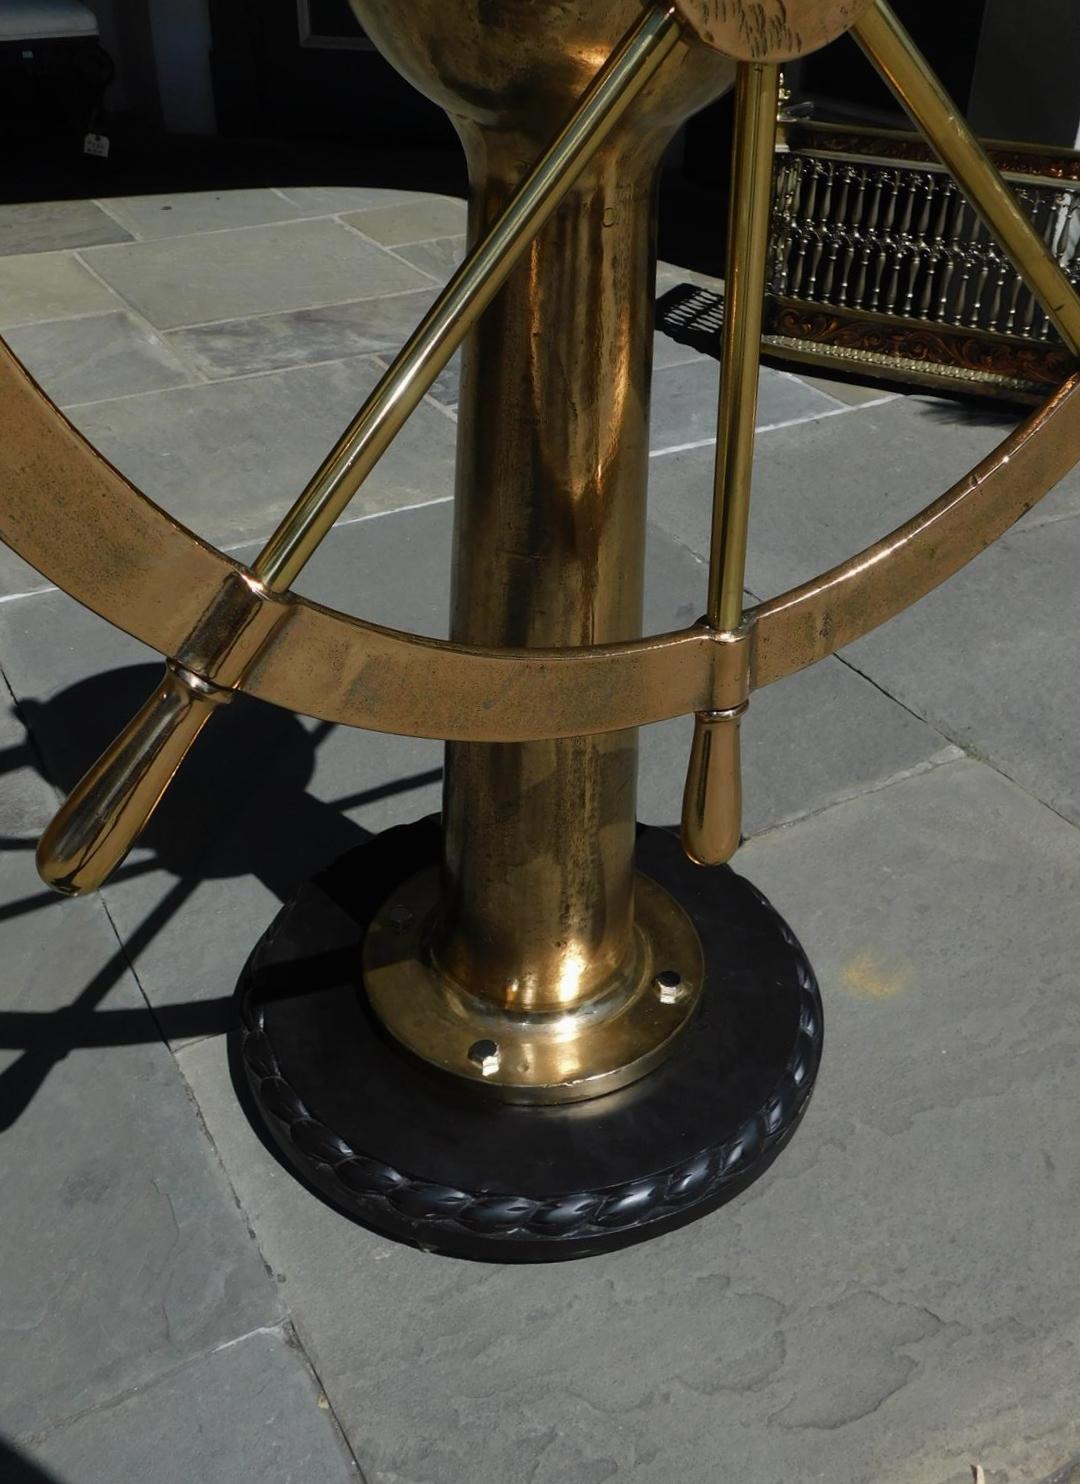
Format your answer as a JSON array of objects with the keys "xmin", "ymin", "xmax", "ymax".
[{"xmin": 353, "ymin": 1, "xmax": 732, "ymax": 1100}]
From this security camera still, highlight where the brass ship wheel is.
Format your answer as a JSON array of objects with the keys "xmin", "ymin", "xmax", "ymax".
[{"xmin": 2, "ymin": 0, "xmax": 1079, "ymax": 1258}]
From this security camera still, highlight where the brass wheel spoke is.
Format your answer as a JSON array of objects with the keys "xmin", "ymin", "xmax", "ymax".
[{"xmin": 681, "ymin": 60, "xmax": 780, "ymax": 866}]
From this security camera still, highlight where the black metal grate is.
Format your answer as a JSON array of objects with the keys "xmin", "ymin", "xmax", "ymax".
[{"xmin": 656, "ymin": 283, "xmax": 727, "ymax": 361}]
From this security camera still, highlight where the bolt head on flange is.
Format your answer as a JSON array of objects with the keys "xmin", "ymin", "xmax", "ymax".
[
  {"xmin": 468, "ymin": 1039, "xmax": 502, "ymax": 1076},
  {"xmin": 363, "ymin": 866, "xmax": 706, "ymax": 1105},
  {"xmin": 655, "ymin": 969, "xmax": 689, "ymax": 1005},
  {"xmin": 672, "ymin": 0, "xmax": 874, "ymax": 62}
]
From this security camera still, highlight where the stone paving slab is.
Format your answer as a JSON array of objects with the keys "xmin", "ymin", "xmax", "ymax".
[
  {"xmin": 3, "ymin": 310, "xmax": 195, "ymax": 406},
  {"xmin": 0, "ymin": 502, "xmax": 944, "ymax": 1045},
  {"xmin": 275, "ymin": 185, "xmax": 424, "ymax": 215},
  {"xmin": 0, "ymin": 832, "xmax": 282, "ymax": 1439},
  {"xmin": 648, "ymin": 392, "xmax": 1023, "ymax": 595},
  {"xmin": 342, "ymin": 196, "xmax": 467, "ymax": 246},
  {"xmin": 176, "ymin": 758, "xmax": 1080, "ymax": 1484},
  {"xmin": 25, "ymin": 1328, "xmax": 360, "ymax": 1483},
  {"xmin": 0, "ymin": 200, "xmax": 133, "ymax": 257},
  {"xmin": 81, "ymin": 219, "xmax": 433, "ymax": 329},
  {"xmin": 98, "ymin": 188, "xmax": 308, "ymax": 241},
  {"xmin": 166, "ymin": 287, "xmax": 440, "ymax": 380},
  {"xmin": 640, "ymin": 663, "xmax": 955, "ymax": 837},
  {"xmin": 2, "ymin": 181, "xmax": 1077, "ymax": 1484},
  {"xmin": 842, "ymin": 514, "xmax": 1080, "ymax": 828},
  {"xmin": 650, "ymin": 357, "xmax": 843, "ymax": 453},
  {"xmin": 394, "ymin": 235, "xmax": 465, "ymax": 283},
  {"xmin": 0, "ymin": 252, "xmax": 122, "ymax": 329},
  {"xmin": 167, "ymin": 295, "xmax": 702, "ymax": 391},
  {"xmin": 53, "ymin": 354, "xmax": 457, "ymax": 557}
]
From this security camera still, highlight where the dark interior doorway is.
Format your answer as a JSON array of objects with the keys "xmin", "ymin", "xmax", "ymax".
[{"xmin": 207, "ymin": 0, "xmax": 455, "ymax": 151}]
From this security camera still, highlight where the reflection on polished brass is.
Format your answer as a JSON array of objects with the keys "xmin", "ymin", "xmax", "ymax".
[
  {"xmin": 29, "ymin": 2, "xmax": 697, "ymax": 898},
  {"xmin": 707, "ymin": 63, "xmax": 780, "ymax": 633},
  {"xmin": 36, "ymin": 662, "xmax": 229, "ymax": 895},
  {"xmin": 853, "ymin": 0, "xmax": 1080, "ymax": 357},
  {"xmin": 364, "ymin": 866, "xmax": 704, "ymax": 1103},
  {"xmin": 681, "ymin": 704, "xmax": 748, "ymax": 867},
  {"xmin": 673, "ymin": 0, "xmax": 872, "ymax": 62},
  {"xmin": 682, "ymin": 61, "xmax": 778, "ymax": 867}
]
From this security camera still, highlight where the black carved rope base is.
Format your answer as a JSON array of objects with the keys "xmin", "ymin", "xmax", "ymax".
[{"xmin": 235, "ymin": 818, "xmax": 824, "ymax": 1261}]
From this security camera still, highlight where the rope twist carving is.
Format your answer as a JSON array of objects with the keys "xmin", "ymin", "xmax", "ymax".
[{"xmin": 238, "ymin": 880, "xmax": 823, "ymax": 1246}]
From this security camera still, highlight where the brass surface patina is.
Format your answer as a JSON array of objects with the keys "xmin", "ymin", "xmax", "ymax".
[
  {"xmin": 673, "ymin": 0, "xmax": 874, "ymax": 61},
  {"xmin": 365, "ymin": 866, "xmax": 704, "ymax": 1103},
  {"xmin": 2, "ymin": 1, "xmax": 1080, "ymax": 1100}
]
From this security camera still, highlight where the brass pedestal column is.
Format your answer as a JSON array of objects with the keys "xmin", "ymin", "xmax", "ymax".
[
  {"xmin": 355, "ymin": 10, "xmax": 732, "ymax": 1100},
  {"xmin": 440, "ymin": 134, "xmax": 656, "ymax": 1023},
  {"xmin": 432, "ymin": 135, "xmax": 692, "ymax": 1094}
]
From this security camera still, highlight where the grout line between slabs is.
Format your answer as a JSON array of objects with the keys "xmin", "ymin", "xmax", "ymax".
[
  {"xmin": 71, "ymin": 233, "xmax": 438, "ymax": 338},
  {"xmin": 75, "ymin": 207, "xmax": 417, "ymax": 248},
  {"xmin": 279, "ymin": 1318, "xmax": 369, "ymax": 1481},
  {"xmin": 831, "ymin": 645, "xmax": 1080, "ymax": 837},
  {"xmin": 155, "ymin": 278, "xmax": 439, "ymax": 335},
  {"xmin": 11, "ymin": 1324, "xmax": 284, "ymax": 1448},
  {"xmin": 56, "ymin": 343, "xmax": 393, "ymax": 408},
  {"xmin": 743, "ymin": 744, "xmax": 967, "ymax": 847},
  {"xmin": 648, "ymin": 394, "xmax": 895, "ymax": 459},
  {"xmin": 335, "ymin": 214, "xmax": 450, "ymax": 286},
  {"xmin": 14, "ymin": 1317, "xmax": 365, "ymax": 1481},
  {"xmin": 70, "ymin": 249, "xmax": 213, "ymax": 386},
  {"xmin": 90, "ymin": 195, "xmax": 144, "ymax": 240},
  {"xmin": 0, "ymin": 494, "xmax": 457, "ymax": 607}
]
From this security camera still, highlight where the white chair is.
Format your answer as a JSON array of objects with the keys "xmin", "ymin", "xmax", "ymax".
[
  {"xmin": 0, "ymin": 1, "xmax": 112, "ymax": 152},
  {"xmin": 0, "ymin": 1, "xmax": 99, "ymax": 44}
]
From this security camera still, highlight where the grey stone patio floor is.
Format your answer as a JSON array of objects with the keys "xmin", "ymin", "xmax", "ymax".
[{"xmin": 1, "ymin": 186, "xmax": 1079, "ymax": 1484}]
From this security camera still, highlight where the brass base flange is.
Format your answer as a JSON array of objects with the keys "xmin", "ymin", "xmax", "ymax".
[{"xmin": 364, "ymin": 867, "xmax": 705, "ymax": 1105}]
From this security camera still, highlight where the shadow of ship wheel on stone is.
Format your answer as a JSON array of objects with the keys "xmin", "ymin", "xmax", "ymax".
[{"xmin": 0, "ymin": 662, "xmax": 440, "ymax": 1130}]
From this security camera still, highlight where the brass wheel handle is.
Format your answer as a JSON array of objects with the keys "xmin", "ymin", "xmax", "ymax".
[{"xmin": 0, "ymin": 1, "xmax": 1078, "ymax": 895}]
